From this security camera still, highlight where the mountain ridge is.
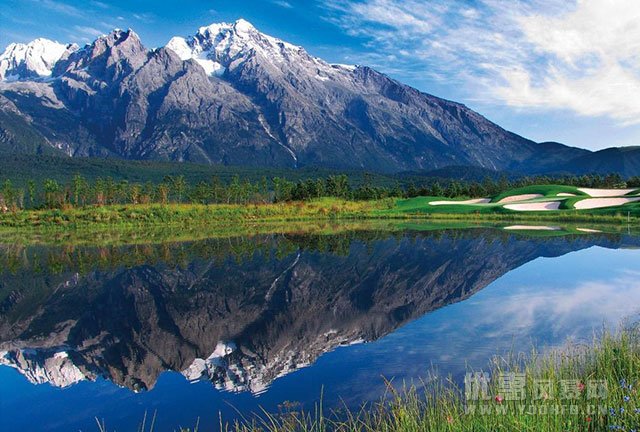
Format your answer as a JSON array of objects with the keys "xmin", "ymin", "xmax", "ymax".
[{"xmin": 0, "ymin": 20, "xmax": 635, "ymax": 175}]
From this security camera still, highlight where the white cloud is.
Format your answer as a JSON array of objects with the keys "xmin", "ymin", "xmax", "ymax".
[
  {"xmin": 132, "ymin": 12, "xmax": 154, "ymax": 23},
  {"xmin": 35, "ymin": 0, "xmax": 85, "ymax": 18},
  {"xmin": 90, "ymin": 0, "xmax": 109, "ymax": 9},
  {"xmin": 491, "ymin": 275, "xmax": 640, "ymax": 333},
  {"xmin": 72, "ymin": 25, "xmax": 104, "ymax": 39},
  {"xmin": 271, "ymin": 0, "xmax": 293, "ymax": 8},
  {"xmin": 324, "ymin": 0, "xmax": 640, "ymax": 125}
]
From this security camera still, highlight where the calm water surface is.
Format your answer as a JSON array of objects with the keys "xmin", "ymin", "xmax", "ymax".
[{"xmin": 1, "ymin": 228, "xmax": 639, "ymax": 431}]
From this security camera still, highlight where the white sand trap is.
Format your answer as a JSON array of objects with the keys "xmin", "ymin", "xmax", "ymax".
[
  {"xmin": 574, "ymin": 197, "xmax": 640, "ymax": 209},
  {"xmin": 504, "ymin": 225, "xmax": 561, "ymax": 231},
  {"xmin": 578, "ymin": 188, "xmax": 636, "ymax": 197},
  {"xmin": 504, "ymin": 201, "xmax": 562, "ymax": 211},
  {"xmin": 576, "ymin": 228, "xmax": 602, "ymax": 233},
  {"xmin": 557, "ymin": 193, "xmax": 576, "ymax": 197},
  {"xmin": 429, "ymin": 198, "xmax": 490, "ymax": 206},
  {"xmin": 498, "ymin": 194, "xmax": 543, "ymax": 203}
]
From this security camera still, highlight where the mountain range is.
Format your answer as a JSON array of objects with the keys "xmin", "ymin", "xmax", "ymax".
[{"xmin": 0, "ymin": 20, "xmax": 638, "ymax": 175}]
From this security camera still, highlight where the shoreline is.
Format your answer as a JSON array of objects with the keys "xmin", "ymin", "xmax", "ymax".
[
  {"xmin": 0, "ymin": 199, "xmax": 638, "ymax": 229},
  {"xmin": 0, "ymin": 203, "xmax": 638, "ymax": 246}
]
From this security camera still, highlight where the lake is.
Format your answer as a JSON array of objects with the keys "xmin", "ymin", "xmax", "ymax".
[{"xmin": 1, "ymin": 226, "xmax": 639, "ymax": 431}]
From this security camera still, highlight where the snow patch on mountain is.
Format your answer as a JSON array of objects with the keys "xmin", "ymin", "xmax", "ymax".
[
  {"xmin": 0, "ymin": 348, "xmax": 87, "ymax": 388},
  {"xmin": 0, "ymin": 39, "xmax": 77, "ymax": 81},
  {"xmin": 166, "ymin": 36, "xmax": 225, "ymax": 77},
  {"xmin": 180, "ymin": 330, "xmax": 366, "ymax": 395},
  {"xmin": 165, "ymin": 19, "xmax": 309, "ymax": 77}
]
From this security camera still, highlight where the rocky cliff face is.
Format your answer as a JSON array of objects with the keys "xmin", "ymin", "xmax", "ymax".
[
  {"xmin": 0, "ymin": 21, "xmax": 590, "ymax": 172},
  {"xmin": 0, "ymin": 230, "xmax": 636, "ymax": 393}
]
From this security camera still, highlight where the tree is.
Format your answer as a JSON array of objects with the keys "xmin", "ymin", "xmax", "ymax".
[
  {"xmin": 326, "ymin": 175, "xmax": 350, "ymax": 199},
  {"xmin": 228, "ymin": 175, "xmax": 241, "ymax": 204},
  {"xmin": 170, "ymin": 175, "xmax": 187, "ymax": 203},
  {"xmin": 210, "ymin": 176, "xmax": 224, "ymax": 203},
  {"xmin": 94, "ymin": 178, "xmax": 106, "ymax": 206},
  {"xmin": 27, "ymin": 179, "xmax": 36, "ymax": 208},
  {"xmin": 103, "ymin": 177, "xmax": 116, "ymax": 205},
  {"xmin": 71, "ymin": 174, "xmax": 88, "ymax": 207},
  {"xmin": 43, "ymin": 179, "xmax": 61, "ymax": 209},
  {"xmin": 406, "ymin": 183, "xmax": 418, "ymax": 198},
  {"xmin": 272, "ymin": 177, "xmax": 293, "ymax": 202},
  {"xmin": 260, "ymin": 176, "xmax": 269, "ymax": 203},
  {"xmin": 116, "ymin": 180, "xmax": 130, "ymax": 204},
  {"xmin": 157, "ymin": 183, "xmax": 169, "ymax": 205},
  {"xmin": 430, "ymin": 182, "xmax": 444, "ymax": 197},
  {"xmin": 2, "ymin": 180, "xmax": 15, "ymax": 209},
  {"xmin": 391, "ymin": 182, "xmax": 403, "ymax": 198},
  {"xmin": 141, "ymin": 181, "xmax": 154, "ymax": 204},
  {"xmin": 191, "ymin": 181, "xmax": 210, "ymax": 204},
  {"xmin": 130, "ymin": 183, "xmax": 141, "ymax": 204}
]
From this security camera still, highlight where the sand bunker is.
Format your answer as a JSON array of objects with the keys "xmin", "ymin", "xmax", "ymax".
[
  {"xmin": 576, "ymin": 228, "xmax": 602, "ymax": 233},
  {"xmin": 574, "ymin": 197, "xmax": 640, "ymax": 209},
  {"xmin": 504, "ymin": 201, "xmax": 562, "ymax": 211},
  {"xmin": 578, "ymin": 188, "xmax": 636, "ymax": 197},
  {"xmin": 557, "ymin": 193, "xmax": 576, "ymax": 197},
  {"xmin": 504, "ymin": 225, "xmax": 561, "ymax": 231},
  {"xmin": 429, "ymin": 198, "xmax": 491, "ymax": 206},
  {"xmin": 498, "ymin": 194, "xmax": 543, "ymax": 203}
]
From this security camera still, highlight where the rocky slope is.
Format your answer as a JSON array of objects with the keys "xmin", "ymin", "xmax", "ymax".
[{"xmin": 0, "ymin": 20, "xmax": 598, "ymax": 173}]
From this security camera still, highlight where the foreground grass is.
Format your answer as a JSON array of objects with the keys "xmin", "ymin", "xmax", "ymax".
[
  {"xmin": 217, "ymin": 327, "xmax": 640, "ymax": 432},
  {"xmin": 112, "ymin": 327, "xmax": 640, "ymax": 431}
]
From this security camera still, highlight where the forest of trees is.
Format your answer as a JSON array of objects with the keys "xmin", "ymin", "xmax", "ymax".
[{"xmin": 0, "ymin": 172, "xmax": 637, "ymax": 212}]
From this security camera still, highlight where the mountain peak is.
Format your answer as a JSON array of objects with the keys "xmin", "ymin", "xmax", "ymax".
[
  {"xmin": 0, "ymin": 38, "xmax": 76, "ymax": 81},
  {"xmin": 195, "ymin": 19, "xmax": 256, "ymax": 38},
  {"xmin": 233, "ymin": 18, "xmax": 256, "ymax": 33},
  {"xmin": 92, "ymin": 28, "xmax": 142, "ymax": 49},
  {"xmin": 51, "ymin": 28, "xmax": 146, "ymax": 81},
  {"xmin": 166, "ymin": 19, "xmax": 304, "ymax": 77}
]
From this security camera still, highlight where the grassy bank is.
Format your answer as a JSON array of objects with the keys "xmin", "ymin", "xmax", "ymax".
[
  {"xmin": 1, "ymin": 194, "xmax": 639, "ymax": 234},
  {"xmin": 0, "ymin": 199, "xmax": 390, "ymax": 229},
  {"xmin": 219, "ymin": 327, "xmax": 640, "ymax": 432}
]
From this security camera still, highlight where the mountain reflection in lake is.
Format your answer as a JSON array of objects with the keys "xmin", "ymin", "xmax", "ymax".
[{"xmin": 1, "ymin": 228, "xmax": 640, "ymax": 431}]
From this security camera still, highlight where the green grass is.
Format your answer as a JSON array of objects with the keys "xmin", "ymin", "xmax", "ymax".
[
  {"xmin": 390, "ymin": 196, "xmax": 503, "ymax": 214},
  {"xmin": 385, "ymin": 197, "xmax": 640, "ymax": 220},
  {"xmin": 387, "ymin": 185, "xmax": 640, "ymax": 220},
  {"xmin": 0, "ymin": 199, "xmax": 390, "ymax": 229},
  {"xmin": 218, "ymin": 326, "xmax": 640, "ymax": 432},
  {"xmin": 490, "ymin": 185, "xmax": 588, "ymax": 203}
]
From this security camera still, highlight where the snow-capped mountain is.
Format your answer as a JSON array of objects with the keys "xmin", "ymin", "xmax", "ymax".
[
  {"xmin": 165, "ymin": 19, "xmax": 286, "ymax": 77},
  {"xmin": 166, "ymin": 19, "xmax": 352, "ymax": 79},
  {"xmin": 0, "ymin": 20, "xmax": 606, "ymax": 173},
  {"xmin": 0, "ymin": 38, "xmax": 77, "ymax": 81}
]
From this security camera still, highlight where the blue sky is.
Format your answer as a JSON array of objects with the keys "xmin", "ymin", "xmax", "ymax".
[{"xmin": 2, "ymin": 0, "xmax": 640, "ymax": 151}]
